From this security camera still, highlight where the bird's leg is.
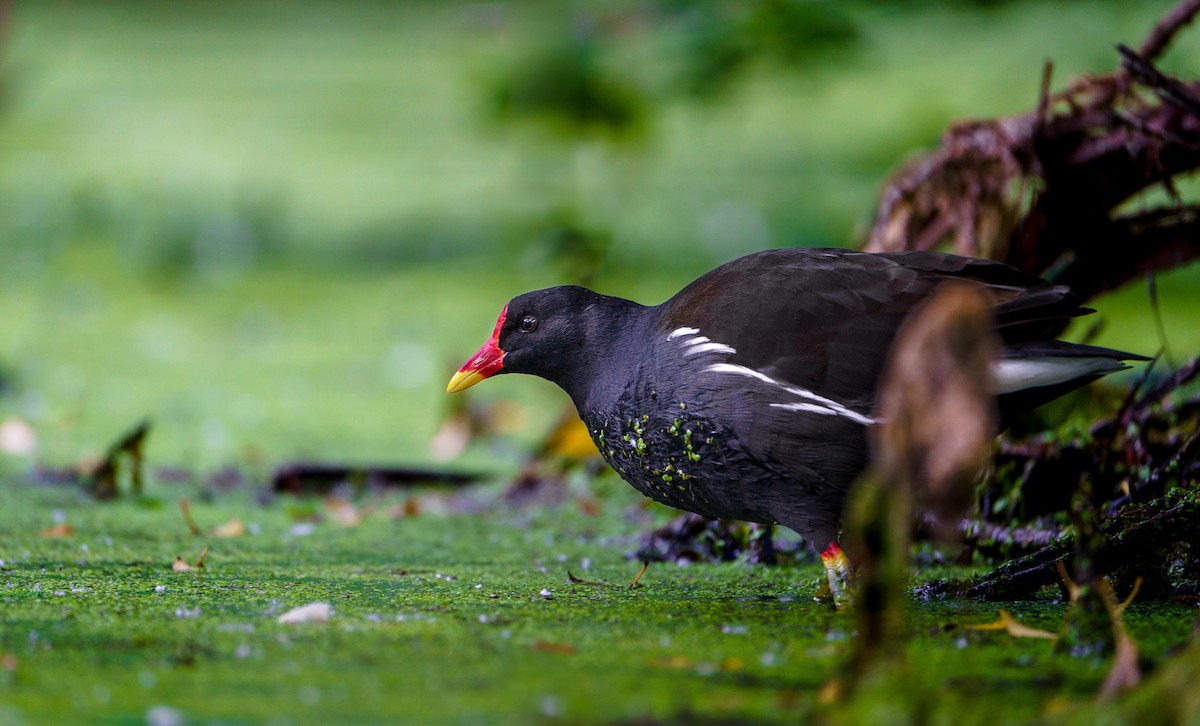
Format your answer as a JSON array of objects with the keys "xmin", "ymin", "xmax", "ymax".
[{"xmin": 820, "ymin": 543, "xmax": 855, "ymax": 609}]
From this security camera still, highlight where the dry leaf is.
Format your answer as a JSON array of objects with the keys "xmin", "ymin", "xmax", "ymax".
[
  {"xmin": 576, "ymin": 497, "xmax": 601, "ymax": 517},
  {"xmin": 817, "ymin": 677, "xmax": 845, "ymax": 704},
  {"xmin": 566, "ymin": 571, "xmax": 603, "ymax": 586},
  {"xmin": 172, "ymin": 546, "xmax": 209, "ymax": 572},
  {"xmin": 277, "ymin": 602, "xmax": 332, "ymax": 624},
  {"xmin": 402, "ymin": 497, "xmax": 421, "ymax": 518},
  {"xmin": 324, "ymin": 497, "xmax": 367, "ymax": 527},
  {"xmin": 537, "ymin": 413, "xmax": 600, "ymax": 461},
  {"xmin": 38, "ymin": 523, "xmax": 75, "ymax": 538},
  {"xmin": 531, "ymin": 640, "xmax": 576, "ymax": 655},
  {"xmin": 654, "ymin": 655, "xmax": 693, "ymax": 669},
  {"xmin": 212, "ymin": 518, "xmax": 246, "ymax": 538},
  {"xmin": 429, "ymin": 415, "xmax": 472, "ymax": 462},
  {"xmin": 964, "ymin": 609, "xmax": 1059, "ymax": 640}
]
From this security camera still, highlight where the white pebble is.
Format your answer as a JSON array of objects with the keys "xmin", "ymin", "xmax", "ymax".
[
  {"xmin": 145, "ymin": 705, "xmax": 184, "ymax": 726},
  {"xmin": 276, "ymin": 602, "xmax": 331, "ymax": 625}
]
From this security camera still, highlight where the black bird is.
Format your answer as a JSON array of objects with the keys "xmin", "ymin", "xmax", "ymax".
[{"xmin": 447, "ymin": 248, "xmax": 1143, "ymax": 593}]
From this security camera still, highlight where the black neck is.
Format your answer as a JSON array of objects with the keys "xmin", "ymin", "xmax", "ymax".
[{"xmin": 552, "ymin": 295, "xmax": 652, "ymax": 414}]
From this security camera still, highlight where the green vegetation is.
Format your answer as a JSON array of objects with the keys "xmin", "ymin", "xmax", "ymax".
[
  {"xmin": 0, "ymin": 1, "xmax": 1198, "ymax": 723},
  {"xmin": 1, "ymin": 478, "xmax": 1195, "ymax": 724}
]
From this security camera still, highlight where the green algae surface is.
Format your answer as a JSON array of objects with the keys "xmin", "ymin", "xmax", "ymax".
[{"xmin": 1, "ymin": 474, "xmax": 1195, "ymax": 725}]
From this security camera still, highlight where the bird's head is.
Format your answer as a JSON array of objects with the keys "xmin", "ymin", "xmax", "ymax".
[{"xmin": 446, "ymin": 286, "xmax": 607, "ymax": 395}]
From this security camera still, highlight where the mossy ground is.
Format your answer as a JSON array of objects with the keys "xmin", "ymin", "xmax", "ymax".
[
  {"xmin": 1, "ymin": 473, "xmax": 1194, "ymax": 725},
  {"xmin": 1, "ymin": 2, "xmax": 1198, "ymax": 723}
]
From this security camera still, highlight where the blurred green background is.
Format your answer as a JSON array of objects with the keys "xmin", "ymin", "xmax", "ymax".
[{"xmin": 0, "ymin": 0, "xmax": 1197, "ymax": 474}]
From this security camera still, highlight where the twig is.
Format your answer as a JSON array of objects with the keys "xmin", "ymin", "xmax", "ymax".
[
  {"xmin": 1119, "ymin": 44, "xmax": 1200, "ymax": 117},
  {"xmin": 1137, "ymin": 0, "xmax": 1200, "ymax": 62},
  {"xmin": 179, "ymin": 498, "xmax": 202, "ymax": 536}
]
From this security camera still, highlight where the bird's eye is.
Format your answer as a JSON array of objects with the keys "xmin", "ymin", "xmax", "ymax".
[{"xmin": 519, "ymin": 316, "xmax": 538, "ymax": 333}]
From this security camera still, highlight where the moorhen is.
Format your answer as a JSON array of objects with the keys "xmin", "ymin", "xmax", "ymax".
[{"xmin": 447, "ymin": 248, "xmax": 1143, "ymax": 595}]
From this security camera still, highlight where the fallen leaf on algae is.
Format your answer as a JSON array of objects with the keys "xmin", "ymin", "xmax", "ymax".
[
  {"xmin": 817, "ymin": 678, "xmax": 844, "ymax": 705},
  {"xmin": 531, "ymin": 640, "xmax": 576, "ymax": 655},
  {"xmin": 277, "ymin": 602, "xmax": 332, "ymax": 624},
  {"xmin": 566, "ymin": 570, "xmax": 605, "ymax": 586},
  {"xmin": 721, "ymin": 657, "xmax": 745, "ymax": 672},
  {"xmin": 38, "ymin": 523, "xmax": 75, "ymax": 538},
  {"xmin": 576, "ymin": 497, "xmax": 601, "ymax": 517},
  {"xmin": 212, "ymin": 518, "xmax": 246, "ymax": 538},
  {"xmin": 181, "ymin": 498, "xmax": 247, "ymax": 539},
  {"xmin": 654, "ymin": 655, "xmax": 694, "ymax": 669},
  {"xmin": 964, "ymin": 609, "xmax": 1058, "ymax": 640},
  {"xmin": 172, "ymin": 546, "xmax": 209, "ymax": 572},
  {"xmin": 324, "ymin": 497, "xmax": 368, "ymax": 527},
  {"xmin": 653, "ymin": 655, "xmax": 744, "ymax": 672}
]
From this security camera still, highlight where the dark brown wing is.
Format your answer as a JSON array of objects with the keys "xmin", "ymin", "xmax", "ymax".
[{"xmin": 659, "ymin": 247, "xmax": 1079, "ymax": 411}]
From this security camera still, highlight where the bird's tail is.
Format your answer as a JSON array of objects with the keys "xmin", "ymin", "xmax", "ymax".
[{"xmin": 992, "ymin": 340, "xmax": 1149, "ymax": 419}]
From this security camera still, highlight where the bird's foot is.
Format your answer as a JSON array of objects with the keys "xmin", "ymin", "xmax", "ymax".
[{"xmin": 819, "ymin": 543, "xmax": 855, "ymax": 610}]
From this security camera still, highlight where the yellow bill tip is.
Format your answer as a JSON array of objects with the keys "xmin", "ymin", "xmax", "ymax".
[{"xmin": 446, "ymin": 369, "xmax": 486, "ymax": 394}]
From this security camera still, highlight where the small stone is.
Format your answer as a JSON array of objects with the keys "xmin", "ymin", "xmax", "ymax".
[
  {"xmin": 276, "ymin": 602, "xmax": 332, "ymax": 625},
  {"xmin": 145, "ymin": 705, "xmax": 184, "ymax": 726},
  {"xmin": 0, "ymin": 417, "xmax": 36, "ymax": 455}
]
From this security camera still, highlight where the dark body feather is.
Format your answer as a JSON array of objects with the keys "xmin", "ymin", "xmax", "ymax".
[{"xmin": 489, "ymin": 248, "xmax": 1143, "ymax": 550}]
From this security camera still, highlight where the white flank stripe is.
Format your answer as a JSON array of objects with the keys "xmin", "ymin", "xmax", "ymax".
[
  {"xmin": 705, "ymin": 362, "xmax": 775, "ymax": 385},
  {"xmin": 704, "ymin": 363, "xmax": 877, "ymax": 426},
  {"xmin": 667, "ymin": 327, "xmax": 700, "ymax": 341},
  {"xmin": 770, "ymin": 402, "xmax": 839, "ymax": 416},
  {"xmin": 684, "ymin": 342, "xmax": 737, "ymax": 357}
]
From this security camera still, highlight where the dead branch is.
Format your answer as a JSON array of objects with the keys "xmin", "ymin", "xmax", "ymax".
[{"xmin": 867, "ymin": 0, "xmax": 1200, "ymax": 302}]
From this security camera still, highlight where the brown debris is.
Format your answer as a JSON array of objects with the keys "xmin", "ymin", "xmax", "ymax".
[
  {"xmin": 920, "ymin": 489, "xmax": 1198, "ymax": 601},
  {"xmin": 942, "ymin": 354, "xmax": 1200, "ymax": 581},
  {"xmin": 272, "ymin": 462, "xmax": 477, "ymax": 495},
  {"xmin": 870, "ymin": 284, "xmax": 999, "ymax": 540},
  {"xmin": 866, "ymin": 0, "xmax": 1200, "ymax": 303},
  {"xmin": 841, "ymin": 285, "xmax": 998, "ymax": 689},
  {"xmin": 38, "ymin": 523, "xmax": 75, "ymax": 538},
  {"xmin": 632, "ymin": 512, "xmax": 784, "ymax": 565},
  {"xmin": 531, "ymin": 640, "xmax": 577, "ymax": 655},
  {"xmin": 172, "ymin": 546, "xmax": 209, "ymax": 572},
  {"xmin": 84, "ymin": 419, "xmax": 151, "ymax": 500}
]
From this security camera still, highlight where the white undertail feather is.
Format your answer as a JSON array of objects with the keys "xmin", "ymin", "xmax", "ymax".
[{"xmin": 991, "ymin": 357, "xmax": 1126, "ymax": 395}]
